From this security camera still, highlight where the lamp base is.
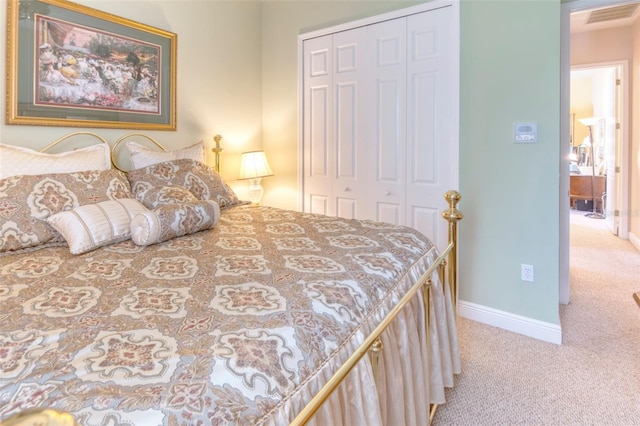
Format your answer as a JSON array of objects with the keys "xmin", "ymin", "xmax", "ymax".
[{"xmin": 247, "ymin": 178, "xmax": 264, "ymax": 205}]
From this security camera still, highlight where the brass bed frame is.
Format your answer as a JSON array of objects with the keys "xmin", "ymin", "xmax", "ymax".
[{"xmin": 8, "ymin": 132, "xmax": 463, "ymax": 426}]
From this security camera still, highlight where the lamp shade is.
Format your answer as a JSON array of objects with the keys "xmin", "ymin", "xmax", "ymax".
[
  {"xmin": 578, "ymin": 117, "xmax": 601, "ymax": 127},
  {"xmin": 238, "ymin": 151, "xmax": 273, "ymax": 180}
]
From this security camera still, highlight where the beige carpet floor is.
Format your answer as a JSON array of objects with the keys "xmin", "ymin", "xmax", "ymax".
[{"xmin": 432, "ymin": 211, "xmax": 640, "ymax": 425}]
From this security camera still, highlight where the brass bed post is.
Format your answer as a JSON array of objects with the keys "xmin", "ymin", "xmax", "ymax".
[
  {"xmin": 430, "ymin": 190, "xmax": 463, "ymax": 424},
  {"xmin": 212, "ymin": 135, "xmax": 223, "ymax": 173},
  {"xmin": 441, "ymin": 190, "xmax": 463, "ymax": 315}
]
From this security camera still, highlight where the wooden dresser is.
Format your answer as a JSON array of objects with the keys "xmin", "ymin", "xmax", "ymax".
[{"xmin": 570, "ymin": 175, "xmax": 605, "ymax": 212}]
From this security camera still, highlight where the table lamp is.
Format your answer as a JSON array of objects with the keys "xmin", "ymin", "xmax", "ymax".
[{"xmin": 239, "ymin": 150, "xmax": 273, "ymax": 205}]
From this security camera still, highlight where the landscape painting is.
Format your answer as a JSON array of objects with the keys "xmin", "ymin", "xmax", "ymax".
[
  {"xmin": 6, "ymin": 0, "xmax": 177, "ymax": 130},
  {"xmin": 36, "ymin": 15, "xmax": 162, "ymax": 115}
]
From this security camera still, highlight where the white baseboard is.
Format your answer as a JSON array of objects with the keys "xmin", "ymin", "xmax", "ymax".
[
  {"xmin": 458, "ymin": 300, "xmax": 562, "ymax": 345},
  {"xmin": 629, "ymin": 231, "xmax": 640, "ymax": 252}
]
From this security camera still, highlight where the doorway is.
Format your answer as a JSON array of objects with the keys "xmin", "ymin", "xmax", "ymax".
[
  {"xmin": 560, "ymin": 0, "xmax": 636, "ymax": 305},
  {"xmin": 570, "ymin": 61, "xmax": 629, "ymax": 237}
]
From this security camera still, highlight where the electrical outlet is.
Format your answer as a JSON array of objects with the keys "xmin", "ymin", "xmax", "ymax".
[{"xmin": 521, "ymin": 264, "xmax": 534, "ymax": 282}]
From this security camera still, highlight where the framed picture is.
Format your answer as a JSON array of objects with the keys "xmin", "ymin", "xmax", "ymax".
[{"xmin": 6, "ymin": 0, "xmax": 177, "ymax": 130}]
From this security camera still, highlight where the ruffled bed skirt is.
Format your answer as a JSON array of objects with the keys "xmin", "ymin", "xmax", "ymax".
[{"xmin": 272, "ymin": 262, "xmax": 460, "ymax": 425}]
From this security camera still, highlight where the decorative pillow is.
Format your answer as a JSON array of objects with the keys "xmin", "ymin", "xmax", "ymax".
[
  {"xmin": 127, "ymin": 159, "xmax": 242, "ymax": 208},
  {"xmin": 0, "ymin": 169, "xmax": 132, "ymax": 254},
  {"xmin": 130, "ymin": 200, "xmax": 220, "ymax": 246},
  {"xmin": 0, "ymin": 143, "xmax": 111, "ymax": 179},
  {"xmin": 133, "ymin": 185, "xmax": 199, "ymax": 209},
  {"xmin": 47, "ymin": 199, "xmax": 148, "ymax": 255},
  {"xmin": 127, "ymin": 140, "xmax": 205, "ymax": 170}
]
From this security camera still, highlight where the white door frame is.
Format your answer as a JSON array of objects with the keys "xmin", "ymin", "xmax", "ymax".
[{"xmin": 560, "ymin": 0, "xmax": 634, "ymax": 305}]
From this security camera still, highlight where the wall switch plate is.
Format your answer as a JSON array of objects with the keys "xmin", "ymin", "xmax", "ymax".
[
  {"xmin": 514, "ymin": 122, "xmax": 537, "ymax": 143},
  {"xmin": 521, "ymin": 264, "xmax": 534, "ymax": 282}
]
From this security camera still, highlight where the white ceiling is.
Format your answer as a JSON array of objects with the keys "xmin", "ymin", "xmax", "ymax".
[{"xmin": 571, "ymin": 2, "xmax": 640, "ymax": 33}]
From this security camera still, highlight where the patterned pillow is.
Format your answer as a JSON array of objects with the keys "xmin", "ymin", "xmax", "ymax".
[
  {"xmin": 130, "ymin": 200, "xmax": 220, "ymax": 246},
  {"xmin": 47, "ymin": 199, "xmax": 148, "ymax": 255},
  {"xmin": 132, "ymin": 185, "xmax": 199, "ymax": 209},
  {"xmin": 0, "ymin": 169, "xmax": 132, "ymax": 254},
  {"xmin": 127, "ymin": 159, "xmax": 241, "ymax": 208}
]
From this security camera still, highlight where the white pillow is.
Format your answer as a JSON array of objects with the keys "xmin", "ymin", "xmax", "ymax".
[
  {"xmin": 47, "ymin": 199, "xmax": 148, "ymax": 255},
  {"xmin": 127, "ymin": 140, "xmax": 205, "ymax": 170},
  {"xmin": 0, "ymin": 143, "xmax": 111, "ymax": 179}
]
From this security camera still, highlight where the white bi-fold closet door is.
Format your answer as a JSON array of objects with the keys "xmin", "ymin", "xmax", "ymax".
[{"xmin": 301, "ymin": 3, "xmax": 458, "ymax": 250}]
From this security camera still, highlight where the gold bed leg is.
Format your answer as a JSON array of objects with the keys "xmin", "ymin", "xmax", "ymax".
[
  {"xmin": 438, "ymin": 259, "xmax": 447, "ymax": 301},
  {"xmin": 423, "ymin": 278, "xmax": 433, "ymax": 425},
  {"xmin": 369, "ymin": 337, "xmax": 383, "ymax": 387},
  {"xmin": 429, "ymin": 403, "xmax": 438, "ymax": 424},
  {"xmin": 441, "ymin": 190, "xmax": 463, "ymax": 315},
  {"xmin": 422, "ymin": 277, "xmax": 432, "ymax": 345}
]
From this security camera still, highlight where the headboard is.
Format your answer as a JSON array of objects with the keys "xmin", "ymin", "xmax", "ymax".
[
  {"xmin": 39, "ymin": 131, "xmax": 110, "ymax": 153},
  {"xmin": 111, "ymin": 133, "xmax": 224, "ymax": 173}
]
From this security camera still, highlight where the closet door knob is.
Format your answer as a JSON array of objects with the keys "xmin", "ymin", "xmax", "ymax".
[
  {"xmin": 344, "ymin": 187, "xmax": 350, "ymax": 192},
  {"xmin": 385, "ymin": 191, "xmax": 391, "ymax": 196}
]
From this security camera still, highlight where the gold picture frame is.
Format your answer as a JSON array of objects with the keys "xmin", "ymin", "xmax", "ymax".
[{"xmin": 6, "ymin": 0, "xmax": 177, "ymax": 130}]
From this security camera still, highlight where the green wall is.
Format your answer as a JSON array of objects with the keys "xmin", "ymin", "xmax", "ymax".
[{"xmin": 458, "ymin": 0, "xmax": 561, "ymax": 323}]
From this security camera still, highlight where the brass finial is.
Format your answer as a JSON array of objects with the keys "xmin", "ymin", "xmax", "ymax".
[
  {"xmin": 212, "ymin": 135, "xmax": 223, "ymax": 154},
  {"xmin": 442, "ymin": 190, "xmax": 463, "ymax": 223},
  {"xmin": 212, "ymin": 135, "xmax": 223, "ymax": 173}
]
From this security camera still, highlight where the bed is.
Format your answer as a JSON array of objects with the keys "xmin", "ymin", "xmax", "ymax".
[{"xmin": 0, "ymin": 133, "xmax": 461, "ymax": 425}]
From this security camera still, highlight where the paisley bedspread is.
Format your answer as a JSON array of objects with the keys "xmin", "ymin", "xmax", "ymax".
[{"xmin": 0, "ymin": 204, "xmax": 458, "ymax": 425}]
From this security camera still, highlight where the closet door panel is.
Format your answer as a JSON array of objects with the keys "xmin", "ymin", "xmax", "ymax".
[
  {"xmin": 334, "ymin": 82, "xmax": 361, "ymax": 218},
  {"xmin": 411, "ymin": 206, "xmax": 440, "ymax": 246},
  {"xmin": 410, "ymin": 72, "xmax": 438, "ymax": 184},
  {"xmin": 334, "ymin": 28, "xmax": 369, "ymax": 219},
  {"xmin": 377, "ymin": 79, "xmax": 402, "ymax": 183},
  {"xmin": 378, "ymin": 202, "xmax": 401, "ymax": 227},
  {"xmin": 310, "ymin": 195, "xmax": 330, "ymax": 216},
  {"xmin": 336, "ymin": 82, "xmax": 357, "ymax": 180},
  {"xmin": 337, "ymin": 197, "xmax": 357, "ymax": 219},
  {"xmin": 406, "ymin": 8, "xmax": 455, "ymax": 248},
  {"xmin": 309, "ymin": 86, "xmax": 330, "ymax": 177},
  {"xmin": 303, "ymin": 36, "xmax": 334, "ymax": 215},
  {"xmin": 367, "ymin": 17, "xmax": 407, "ymax": 225}
]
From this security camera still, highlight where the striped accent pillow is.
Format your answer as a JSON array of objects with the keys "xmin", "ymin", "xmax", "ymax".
[{"xmin": 47, "ymin": 199, "xmax": 148, "ymax": 255}]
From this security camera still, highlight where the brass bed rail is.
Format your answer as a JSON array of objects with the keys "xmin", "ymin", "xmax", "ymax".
[
  {"xmin": 292, "ymin": 191, "xmax": 462, "ymax": 425},
  {"xmin": 39, "ymin": 131, "xmax": 110, "ymax": 153}
]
